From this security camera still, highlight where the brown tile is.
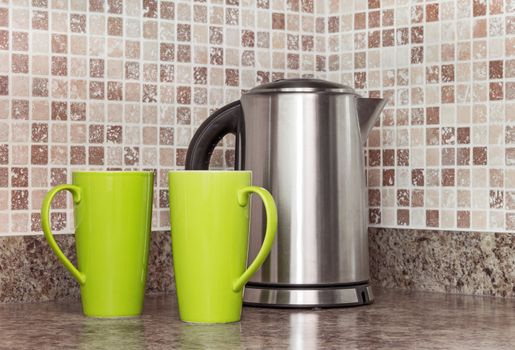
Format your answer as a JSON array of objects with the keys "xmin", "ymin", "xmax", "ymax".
[
  {"xmin": 441, "ymin": 127, "xmax": 455, "ymax": 145},
  {"xmin": 489, "ymin": 60, "xmax": 503, "ymax": 79},
  {"xmin": 412, "ymin": 169, "xmax": 424, "ymax": 187},
  {"xmin": 397, "ymin": 189, "xmax": 410, "ymax": 207},
  {"xmin": 489, "ymin": 82, "xmax": 503, "ymax": 101},
  {"xmin": 70, "ymin": 103, "xmax": 86, "ymax": 121},
  {"xmin": 287, "ymin": 54, "xmax": 299, "ymax": 70},
  {"xmin": 31, "ymin": 145, "xmax": 48, "ymax": 165},
  {"xmin": 12, "ymin": 32, "xmax": 28, "ymax": 51},
  {"xmin": 177, "ymin": 45, "xmax": 191, "ymax": 62},
  {"xmin": 441, "ymin": 85, "xmax": 455, "ymax": 103},
  {"xmin": 12, "ymin": 54, "xmax": 29, "ymax": 73},
  {"xmin": 142, "ymin": 84, "xmax": 157, "ymax": 103},
  {"xmin": 299, "ymin": 35, "xmax": 312, "ymax": 52},
  {"xmin": 457, "ymin": 211, "xmax": 470, "ymax": 228},
  {"xmin": 108, "ymin": 17, "xmax": 123, "ymax": 36},
  {"xmin": 32, "ymin": 78, "xmax": 48, "ymax": 97},
  {"xmin": 411, "ymin": 46, "xmax": 424, "ymax": 64},
  {"xmin": 473, "ymin": 147, "xmax": 487, "ymax": 165},
  {"xmin": 51, "ymin": 34, "xmax": 67, "ymax": 54},
  {"xmin": 411, "ymin": 5, "xmax": 423, "ymax": 23},
  {"xmin": 457, "ymin": 148, "xmax": 471, "ymax": 166},
  {"xmin": 382, "ymin": 149, "xmax": 394, "ymax": 166},
  {"xmin": 489, "ymin": 190, "xmax": 504, "ymax": 209},
  {"xmin": 426, "ymin": 210, "xmax": 439, "ymax": 227},
  {"xmin": 107, "ymin": 82, "xmax": 122, "ymax": 101},
  {"xmin": 0, "ymin": 145, "xmax": 8, "ymax": 164},
  {"xmin": 108, "ymin": 0, "xmax": 123, "ymax": 13},
  {"xmin": 210, "ymin": 27, "xmax": 223, "ymax": 45},
  {"xmin": 31, "ymin": 123, "xmax": 48, "ymax": 142},
  {"xmin": 70, "ymin": 146, "xmax": 86, "ymax": 165},
  {"xmin": 51, "ymin": 57, "xmax": 67, "ymax": 76},
  {"xmin": 354, "ymin": 13, "xmax": 366, "ymax": 30},
  {"xmin": 301, "ymin": 0, "xmax": 313, "ymax": 13},
  {"xmin": 0, "ymin": 30, "xmax": 7, "ymax": 50},
  {"xmin": 51, "ymin": 102, "xmax": 67, "ymax": 121},
  {"xmin": 88, "ymin": 125, "xmax": 104, "ymax": 144},
  {"xmin": 382, "ymin": 29, "xmax": 394, "ymax": 47},
  {"xmin": 369, "ymin": 150, "xmax": 381, "ymax": 166},
  {"xmin": 426, "ymin": 66, "xmax": 439, "ymax": 83},
  {"xmin": 369, "ymin": 208, "xmax": 381, "ymax": 224},
  {"xmin": 160, "ymin": 64, "xmax": 174, "ymax": 83},
  {"xmin": 411, "ymin": 26, "xmax": 424, "ymax": 44},
  {"xmin": 441, "ymin": 64, "xmax": 455, "ymax": 82},
  {"xmin": 0, "ymin": 8, "xmax": 8, "ymax": 27},
  {"xmin": 382, "ymin": 169, "xmax": 395, "ymax": 186},
  {"xmin": 442, "ymin": 169, "xmax": 455, "ymax": 186},
  {"xmin": 159, "ymin": 127, "xmax": 174, "ymax": 145},
  {"xmin": 160, "ymin": 43, "xmax": 174, "ymax": 61},
  {"xmin": 0, "ymin": 168, "xmax": 8, "ymax": 187},
  {"xmin": 124, "ymin": 147, "xmax": 139, "ymax": 166},
  {"xmin": 177, "ymin": 24, "xmax": 191, "ymax": 41},
  {"xmin": 354, "ymin": 72, "xmax": 366, "ymax": 89},
  {"xmin": 426, "ymin": 107, "xmax": 439, "ymax": 124},
  {"xmin": 12, "ymin": 100, "xmax": 29, "ymax": 119},
  {"xmin": 90, "ymin": 59, "xmax": 104, "ymax": 78},
  {"xmin": 50, "ymin": 168, "xmax": 67, "ymax": 186},
  {"xmin": 89, "ymin": 81, "xmax": 105, "ymax": 100},
  {"xmin": 397, "ymin": 149, "xmax": 409, "ymax": 166},
  {"xmin": 161, "ymin": 1, "xmax": 174, "ymax": 19},
  {"xmin": 70, "ymin": 14, "xmax": 86, "ymax": 33},
  {"xmin": 89, "ymin": 0, "xmax": 105, "ymax": 12},
  {"xmin": 11, "ymin": 167, "xmax": 28, "ymax": 187},
  {"xmin": 426, "ymin": 3, "xmax": 439, "ymax": 22},
  {"xmin": 106, "ymin": 125, "xmax": 122, "ymax": 143},
  {"xmin": 225, "ymin": 8, "xmax": 239, "ymax": 25},
  {"xmin": 382, "ymin": 9, "xmax": 394, "ymax": 27},
  {"xmin": 0, "ymin": 75, "xmax": 7, "ymax": 95},
  {"xmin": 457, "ymin": 127, "xmax": 470, "ymax": 144},
  {"xmin": 272, "ymin": 13, "xmax": 285, "ymax": 30},
  {"xmin": 11, "ymin": 190, "xmax": 29, "ymax": 210},
  {"xmin": 328, "ymin": 16, "xmax": 339, "ymax": 33},
  {"xmin": 369, "ymin": 11, "xmax": 380, "ymax": 28},
  {"xmin": 473, "ymin": 0, "xmax": 487, "ymax": 16},
  {"xmin": 88, "ymin": 146, "xmax": 104, "ymax": 165},
  {"xmin": 426, "ymin": 128, "xmax": 440, "ymax": 145},
  {"xmin": 32, "ymin": 11, "xmax": 48, "ymax": 30},
  {"xmin": 397, "ymin": 209, "xmax": 409, "ymax": 226},
  {"xmin": 242, "ymin": 30, "xmax": 254, "ymax": 47},
  {"xmin": 368, "ymin": 189, "xmax": 381, "ymax": 206}
]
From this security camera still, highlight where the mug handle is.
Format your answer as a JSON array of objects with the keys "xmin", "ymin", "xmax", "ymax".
[
  {"xmin": 41, "ymin": 184, "xmax": 86, "ymax": 285},
  {"xmin": 232, "ymin": 186, "xmax": 277, "ymax": 292}
]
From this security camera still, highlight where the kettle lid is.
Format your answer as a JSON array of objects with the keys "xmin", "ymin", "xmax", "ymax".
[{"xmin": 247, "ymin": 78, "xmax": 355, "ymax": 94}]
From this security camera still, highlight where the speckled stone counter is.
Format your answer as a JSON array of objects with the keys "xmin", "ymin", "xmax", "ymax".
[{"xmin": 1, "ymin": 289, "xmax": 514, "ymax": 349}]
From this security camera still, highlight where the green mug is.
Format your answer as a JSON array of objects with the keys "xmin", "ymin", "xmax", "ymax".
[
  {"xmin": 41, "ymin": 171, "xmax": 154, "ymax": 317},
  {"xmin": 169, "ymin": 171, "xmax": 277, "ymax": 323}
]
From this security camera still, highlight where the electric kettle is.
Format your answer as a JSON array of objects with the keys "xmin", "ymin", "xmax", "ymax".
[{"xmin": 185, "ymin": 79, "xmax": 386, "ymax": 307}]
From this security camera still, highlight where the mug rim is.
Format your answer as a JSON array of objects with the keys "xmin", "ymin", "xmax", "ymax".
[{"xmin": 72, "ymin": 171, "xmax": 154, "ymax": 175}]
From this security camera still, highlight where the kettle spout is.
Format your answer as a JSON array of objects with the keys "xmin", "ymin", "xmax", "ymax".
[{"xmin": 357, "ymin": 98, "xmax": 387, "ymax": 144}]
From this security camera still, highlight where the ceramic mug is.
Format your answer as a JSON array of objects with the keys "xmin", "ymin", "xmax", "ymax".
[
  {"xmin": 169, "ymin": 171, "xmax": 277, "ymax": 323},
  {"xmin": 41, "ymin": 171, "xmax": 154, "ymax": 317}
]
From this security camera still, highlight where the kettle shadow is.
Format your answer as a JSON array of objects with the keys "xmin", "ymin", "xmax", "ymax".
[{"xmin": 78, "ymin": 318, "xmax": 146, "ymax": 350}]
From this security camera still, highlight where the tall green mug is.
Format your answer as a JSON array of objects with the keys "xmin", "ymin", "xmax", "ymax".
[
  {"xmin": 41, "ymin": 171, "xmax": 154, "ymax": 317},
  {"xmin": 169, "ymin": 171, "xmax": 277, "ymax": 323}
]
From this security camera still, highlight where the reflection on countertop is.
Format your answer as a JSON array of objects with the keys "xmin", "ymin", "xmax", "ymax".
[{"xmin": 1, "ymin": 289, "xmax": 514, "ymax": 349}]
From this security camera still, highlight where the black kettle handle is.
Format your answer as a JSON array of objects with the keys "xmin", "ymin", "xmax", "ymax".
[{"xmin": 185, "ymin": 100, "xmax": 242, "ymax": 170}]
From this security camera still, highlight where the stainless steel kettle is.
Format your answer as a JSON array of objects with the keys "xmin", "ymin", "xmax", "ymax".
[{"xmin": 185, "ymin": 79, "xmax": 386, "ymax": 307}]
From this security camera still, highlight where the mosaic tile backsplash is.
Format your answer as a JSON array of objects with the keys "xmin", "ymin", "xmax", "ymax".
[
  {"xmin": 0, "ymin": 0, "xmax": 326, "ymax": 235},
  {"xmin": 327, "ymin": 0, "xmax": 515, "ymax": 232},
  {"xmin": 0, "ymin": 0, "xmax": 513, "ymax": 235}
]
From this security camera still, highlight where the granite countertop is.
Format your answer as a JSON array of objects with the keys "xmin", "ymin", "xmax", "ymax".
[{"xmin": 1, "ymin": 289, "xmax": 514, "ymax": 350}]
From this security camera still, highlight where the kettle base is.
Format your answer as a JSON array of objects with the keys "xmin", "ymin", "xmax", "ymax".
[{"xmin": 243, "ymin": 283, "xmax": 373, "ymax": 308}]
